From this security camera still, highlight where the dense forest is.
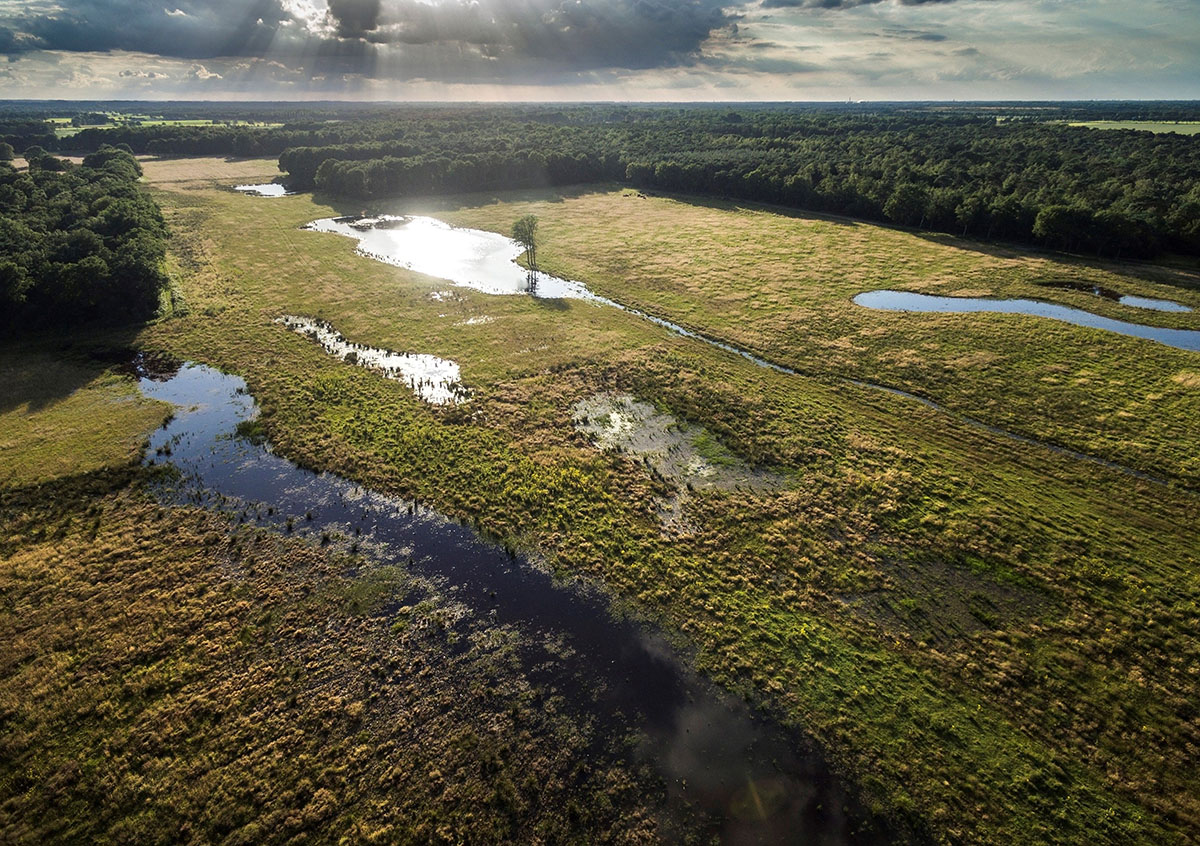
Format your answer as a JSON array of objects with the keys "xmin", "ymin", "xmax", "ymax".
[
  {"xmin": 0, "ymin": 146, "xmax": 168, "ymax": 335},
  {"xmin": 3, "ymin": 102, "xmax": 1198, "ymax": 259}
]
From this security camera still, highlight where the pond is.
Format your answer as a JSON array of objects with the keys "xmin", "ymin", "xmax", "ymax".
[
  {"xmin": 305, "ymin": 215, "xmax": 597, "ymax": 299},
  {"xmin": 853, "ymin": 290, "xmax": 1200, "ymax": 352},
  {"xmin": 234, "ymin": 183, "xmax": 292, "ymax": 197},
  {"xmin": 137, "ymin": 359, "xmax": 888, "ymax": 844},
  {"xmin": 276, "ymin": 315, "xmax": 467, "ymax": 405},
  {"xmin": 1039, "ymin": 281, "xmax": 1191, "ymax": 313}
]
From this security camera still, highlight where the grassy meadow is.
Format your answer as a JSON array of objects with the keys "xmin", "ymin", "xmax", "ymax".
[
  {"xmin": 0, "ymin": 346, "xmax": 170, "ymax": 487},
  {"xmin": 2, "ymin": 155, "xmax": 1198, "ymax": 843},
  {"xmin": 443, "ymin": 190, "xmax": 1200, "ymax": 487},
  {"xmin": 1066, "ymin": 120, "xmax": 1200, "ymax": 135}
]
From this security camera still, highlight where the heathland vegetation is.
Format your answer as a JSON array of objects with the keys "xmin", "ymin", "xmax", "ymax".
[{"xmin": 2, "ymin": 102, "xmax": 1199, "ymax": 844}]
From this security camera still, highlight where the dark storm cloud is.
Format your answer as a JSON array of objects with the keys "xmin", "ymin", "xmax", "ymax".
[
  {"xmin": 0, "ymin": 0, "xmax": 736, "ymax": 74},
  {"xmin": 9, "ymin": 0, "xmax": 295, "ymax": 60},
  {"xmin": 328, "ymin": 0, "xmax": 383, "ymax": 37},
  {"xmin": 365, "ymin": 0, "xmax": 735, "ymax": 70},
  {"xmin": 0, "ymin": 25, "xmax": 34, "ymax": 54}
]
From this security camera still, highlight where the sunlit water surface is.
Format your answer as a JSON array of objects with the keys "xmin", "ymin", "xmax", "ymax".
[
  {"xmin": 276, "ymin": 315, "xmax": 466, "ymax": 404},
  {"xmin": 305, "ymin": 216, "xmax": 597, "ymax": 298},
  {"xmin": 234, "ymin": 183, "xmax": 291, "ymax": 197}
]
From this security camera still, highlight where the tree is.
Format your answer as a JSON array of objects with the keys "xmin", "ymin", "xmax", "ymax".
[
  {"xmin": 883, "ymin": 182, "xmax": 931, "ymax": 228},
  {"xmin": 512, "ymin": 214, "xmax": 538, "ymax": 270}
]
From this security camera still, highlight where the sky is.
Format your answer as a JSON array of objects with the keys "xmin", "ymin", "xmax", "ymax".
[{"xmin": 0, "ymin": 0, "xmax": 1197, "ymax": 101}]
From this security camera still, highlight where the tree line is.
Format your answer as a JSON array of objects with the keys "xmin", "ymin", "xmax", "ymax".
[
  {"xmin": 2, "ymin": 103, "xmax": 1197, "ymax": 259},
  {"xmin": 276, "ymin": 108, "xmax": 1200, "ymax": 259},
  {"xmin": 0, "ymin": 146, "xmax": 169, "ymax": 335}
]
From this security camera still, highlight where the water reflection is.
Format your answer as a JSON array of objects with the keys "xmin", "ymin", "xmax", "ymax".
[
  {"xmin": 276, "ymin": 315, "xmax": 467, "ymax": 404},
  {"xmin": 1038, "ymin": 281, "xmax": 1191, "ymax": 313},
  {"xmin": 854, "ymin": 289, "xmax": 1200, "ymax": 352},
  {"xmin": 137, "ymin": 360, "xmax": 890, "ymax": 844},
  {"xmin": 234, "ymin": 183, "xmax": 292, "ymax": 197},
  {"xmin": 304, "ymin": 215, "xmax": 599, "ymax": 299}
]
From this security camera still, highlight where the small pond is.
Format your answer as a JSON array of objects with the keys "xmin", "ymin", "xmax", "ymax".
[
  {"xmin": 305, "ymin": 215, "xmax": 597, "ymax": 299},
  {"xmin": 276, "ymin": 315, "xmax": 466, "ymax": 404},
  {"xmin": 137, "ymin": 359, "xmax": 888, "ymax": 844},
  {"xmin": 235, "ymin": 183, "xmax": 292, "ymax": 197},
  {"xmin": 1038, "ymin": 281, "xmax": 1191, "ymax": 313},
  {"xmin": 853, "ymin": 290, "xmax": 1200, "ymax": 352}
]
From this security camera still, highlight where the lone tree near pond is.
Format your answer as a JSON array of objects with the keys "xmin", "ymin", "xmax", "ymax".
[{"xmin": 513, "ymin": 215, "xmax": 538, "ymax": 270}]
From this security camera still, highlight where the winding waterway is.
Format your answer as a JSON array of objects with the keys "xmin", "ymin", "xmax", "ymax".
[{"xmin": 137, "ymin": 359, "xmax": 888, "ymax": 844}]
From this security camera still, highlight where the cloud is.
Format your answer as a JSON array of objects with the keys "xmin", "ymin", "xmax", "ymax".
[
  {"xmin": 0, "ymin": 25, "xmax": 36, "ymax": 54},
  {"xmin": 187, "ymin": 63, "xmax": 222, "ymax": 80},
  {"xmin": 363, "ymin": 0, "xmax": 737, "ymax": 72},
  {"xmin": 327, "ymin": 0, "xmax": 381, "ymax": 36},
  {"xmin": 0, "ymin": 0, "xmax": 737, "ymax": 75},
  {"xmin": 0, "ymin": 0, "xmax": 1196, "ymax": 99},
  {"xmin": 7, "ymin": 0, "xmax": 299, "ymax": 60}
]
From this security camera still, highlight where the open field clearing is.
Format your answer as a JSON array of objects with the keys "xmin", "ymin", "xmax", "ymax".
[
  {"xmin": 1066, "ymin": 120, "xmax": 1200, "ymax": 135},
  {"xmin": 49, "ymin": 117, "xmax": 283, "ymax": 138},
  {"xmin": 3, "ymin": 155, "xmax": 1199, "ymax": 844}
]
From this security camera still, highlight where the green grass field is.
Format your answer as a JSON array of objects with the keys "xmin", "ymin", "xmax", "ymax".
[
  {"xmin": 0, "ymin": 346, "xmax": 170, "ymax": 487},
  {"xmin": 50, "ymin": 116, "xmax": 282, "ymax": 138},
  {"xmin": 3, "ymin": 156, "xmax": 1198, "ymax": 844},
  {"xmin": 442, "ymin": 188, "xmax": 1200, "ymax": 486},
  {"xmin": 1067, "ymin": 120, "xmax": 1200, "ymax": 135}
]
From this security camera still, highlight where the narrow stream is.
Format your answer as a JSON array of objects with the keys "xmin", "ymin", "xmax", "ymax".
[
  {"xmin": 302, "ymin": 214, "xmax": 1183, "ymax": 488},
  {"xmin": 138, "ymin": 358, "xmax": 891, "ymax": 844}
]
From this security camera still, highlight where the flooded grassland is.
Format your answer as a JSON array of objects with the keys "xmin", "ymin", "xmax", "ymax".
[
  {"xmin": 444, "ymin": 190, "xmax": 1200, "ymax": 488},
  {"xmin": 4, "ymin": 157, "xmax": 1196, "ymax": 845}
]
